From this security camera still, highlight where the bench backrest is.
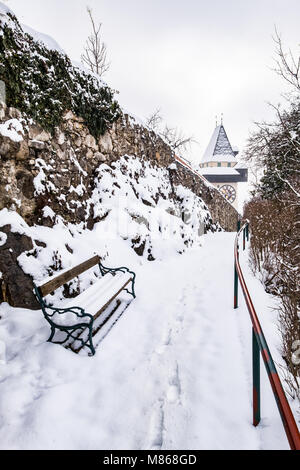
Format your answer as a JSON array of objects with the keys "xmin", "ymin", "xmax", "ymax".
[{"xmin": 36, "ymin": 255, "xmax": 101, "ymax": 298}]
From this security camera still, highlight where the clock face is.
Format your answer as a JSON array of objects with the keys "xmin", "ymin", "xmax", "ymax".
[{"xmin": 219, "ymin": 184, "xmax": 236, "ymax": 203}]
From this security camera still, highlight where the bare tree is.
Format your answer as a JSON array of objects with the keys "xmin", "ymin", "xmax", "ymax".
[
  {"xmin": 146, "ymin": 109, "xmax": 197, "ymax": 154},
  {"xmin": 272, "ymin": 27, "xmax": 300, "ymax": 93},
  {"xmin": 81, "ymin": 6, "xmax": 110, "ymax": 77},
  {"xmin": 243, "ymin": 32, "xmax": 300, "ymax": 401},
  {"xmin": 161, "ymin": 125, "xmax": 197, "ymax": 153},
  {"xmin": 146, "ymin": 108, "xmax": 163, "ymax": 131},
  {"xmin": 243, "ymin": 29, "xmax": 300, "ymax": 198}
]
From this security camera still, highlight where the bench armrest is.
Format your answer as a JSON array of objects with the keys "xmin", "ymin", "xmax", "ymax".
[
  {"xmin": 33, "ymin": 289, "xmax": 94, "ymax": 329},
  {"xmin": 34, "ymin": 284, "xmax": 92, "ymax": 321},
  {"xmin": 98, "ymin": 263, "xmax": 136, "ymax": 298},
  {"xmin": 43, "ymin": 304, "xmax": 93, "ymax": 322}
]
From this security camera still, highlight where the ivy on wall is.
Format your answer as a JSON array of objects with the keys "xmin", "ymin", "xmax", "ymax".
[{"xmin": 0, "ymin": 13, "xmax": 121, "ymax": 137}]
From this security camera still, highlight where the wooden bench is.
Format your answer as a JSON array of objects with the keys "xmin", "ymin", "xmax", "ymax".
[{"xmin": 33, "ymin": 255, "xmax": 136, "ymax": 355}]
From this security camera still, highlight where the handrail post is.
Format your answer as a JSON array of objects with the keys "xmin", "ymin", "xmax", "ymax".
[
  {"xmin": 243, "ymin": 228, "xmax": 246, "ymax": 251},
  {"xmin": 234, "ymin": 220, "xmax": 241, "ymax": 309},
  {"xmin": 252, "ymin": 327, "xmax": 261, "ymax": 426},
  {"xmin": 234, "ymin": 258, "xmax": 239, "ymax": 309}
]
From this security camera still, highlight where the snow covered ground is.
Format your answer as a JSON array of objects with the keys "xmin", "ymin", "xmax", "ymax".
[{"xmin": 0, "ymin": 232, "xmax": 297, "ymax": 450}]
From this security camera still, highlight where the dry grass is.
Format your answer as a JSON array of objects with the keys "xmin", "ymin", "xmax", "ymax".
[{"xmin": 244, "ymin": 195, "xmax": 300, "ymax": 401}]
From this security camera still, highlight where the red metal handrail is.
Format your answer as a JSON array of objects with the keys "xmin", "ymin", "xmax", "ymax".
[{"xmin": 234, "ymin": 222, "xmax": 300, "ymax": 450}]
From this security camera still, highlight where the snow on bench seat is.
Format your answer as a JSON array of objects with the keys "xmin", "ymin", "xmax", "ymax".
[{"xmin": 52, "ymin": 271, "xmax": 133, "ymax": 327}]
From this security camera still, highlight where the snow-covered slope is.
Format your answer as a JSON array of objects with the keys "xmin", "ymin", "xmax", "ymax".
[
  {"xmin": 21, "ymin": 23, "xmax": 65, "ymax": 54},
  {"xmin": 0, "ymin": 232, "xmax": 293, "ymax": 450},
  {"xmin": 0, "ymin": 1, "xmax": 13, "ymax": 16},
  {"xmin": 0, "ymin": 1, "xmax": 65, "ymax": 54}
]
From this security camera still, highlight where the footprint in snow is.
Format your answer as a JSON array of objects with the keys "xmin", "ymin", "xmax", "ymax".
[
  {"xmin": 166, "ymin": 362, "xmax": 181, "ymax": 404},
  {"xmin": 155, "ymin": 328, "xmax": 172, "ymax": 355},
  {"xmin": 146, "ymin": 400, "xmax": 164, "ymax": 450}
]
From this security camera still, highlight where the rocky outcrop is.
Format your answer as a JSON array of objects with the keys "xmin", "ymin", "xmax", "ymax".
[
  {"xmin": 0, "ymin": 225, "xmax": 39, "ymax": 309},
  {"xmin": 170, "ymin": 165, "xmax": 239, "ymax": 232}
]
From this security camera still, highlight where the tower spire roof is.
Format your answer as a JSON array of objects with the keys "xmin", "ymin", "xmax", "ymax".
[{"xmin": 201, "ymin": 122, "xmax": 237, "ymax": 165}]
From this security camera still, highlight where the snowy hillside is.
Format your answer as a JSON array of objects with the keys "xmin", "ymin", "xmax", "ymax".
[
  {"xmin": 0, "ymin": 1, "xmax": 65, "ymax": 54},
  {"xmin": 21, "ymin": 23, "xmax": 65, "ymax": 55},
  {"xmin": 0, "ymin": 152, "xmax": 213, "ymax": 310},
  {"xmin": 0, "ymin": 4, "xmax": 120, "ymax": 140},
  {"xmin": 0, "ymin": 1, "xmax": 225, "ymax": 310},
  {"xmin": 0, "ymin": 1, "xmax": 13, "ymax": 17}
]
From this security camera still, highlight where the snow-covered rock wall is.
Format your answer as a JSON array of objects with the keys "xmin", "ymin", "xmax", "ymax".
[
  {"xmin": 0, "ymin": 138, "xmax": 214, "ymax": 309},
  {"xmin": 0, "ymin": 103, "xmax": 219, "ymax": 308},
  {"xmin": 0, "ymin": 103, "xmax": 238, "ymax": 230},
  {"xmin": 0, "ymin": 103, "xmax": 217, "ymax": 306}
]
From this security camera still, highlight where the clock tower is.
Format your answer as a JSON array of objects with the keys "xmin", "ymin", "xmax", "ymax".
[{"xmin": 199, "ymin": 121, "xmax": 248, "ymax": 210}]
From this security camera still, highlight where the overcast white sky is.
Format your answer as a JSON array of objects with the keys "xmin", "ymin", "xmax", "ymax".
[{"xmin": 5, "ymin": 0, "xmax": 300, "ymax": 165}]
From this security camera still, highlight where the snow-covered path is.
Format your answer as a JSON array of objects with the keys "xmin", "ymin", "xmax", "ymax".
[
  {"xmin": 137, "ymin": 233, "xmax": 259, "ymax": 450},
  {"xmin": 0, "ymin": 232, "xmax": 291, "ymax": 449}
]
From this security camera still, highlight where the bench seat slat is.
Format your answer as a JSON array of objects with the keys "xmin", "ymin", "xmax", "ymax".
[
  {"xmin": 69, "ymin": 272, "xmax": 132, "ymax": 316},
  {"xmin": 61, "ymin": 272, "xmax": 115, "ymax": 310}
]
